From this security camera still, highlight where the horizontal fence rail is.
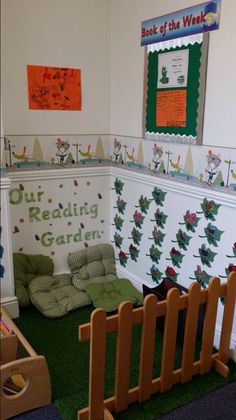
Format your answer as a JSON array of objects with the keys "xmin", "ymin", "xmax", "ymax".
[{"xmin": 78, "ymin": 272, "xmax": 236, "ymax": 420}]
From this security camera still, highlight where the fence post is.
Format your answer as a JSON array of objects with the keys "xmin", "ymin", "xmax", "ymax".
[
  {"xmin": 200, "ymin": 277, "xmax": 220, "ymax": 375},
  {"xmin": 139, "ymin": 294, "xmax": 157, "ymax": 402},
  {"xmin": 218, "ymin": 272, "xmax": 236, "ymax": 364},
  {"xmin": 160, "ymin": 288, "xmax": 180, "ymax": 392},
  {"xmin": 89, "ymin": 308, "xmax": 106, "ymax": 420},
  {"xmin": 181, "ymin": 282, "xmax": 201, "ymax": 383},
  {"xmin": 114, "ymin": 301, "xmax": 133, "ymax": 413}
]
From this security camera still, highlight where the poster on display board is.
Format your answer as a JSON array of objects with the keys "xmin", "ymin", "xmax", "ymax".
[
  {"xmin": 157, "ymin": 49, "xmax": 189, "ymax": 89},
  {"xmin": 141, "ymin": 0, "xmax": 221, "ymax": 46}
]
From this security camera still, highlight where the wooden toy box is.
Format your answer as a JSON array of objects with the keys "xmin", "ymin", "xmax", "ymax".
[{"xmin": 0, "ymin": 307, "xmax": 51, "ymax": 419}]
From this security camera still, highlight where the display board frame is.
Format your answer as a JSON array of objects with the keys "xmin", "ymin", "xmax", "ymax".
[{"xmin": 143, "ymin": 33, "xmax": 209, "ymax": 145}]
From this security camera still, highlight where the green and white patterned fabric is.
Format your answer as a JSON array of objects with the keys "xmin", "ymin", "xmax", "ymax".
[
  {"xmin": 85, "ymin": 279, "xmax": 143, "ymax": 312},
  {"xmin": 68, "ymin": 243, "xmax": 118, "ymax": 291},
  {"xmin": 13, "ymin": 252, "xmax": 54, "ymax": 307},
  {"xmin": 28, "ymin": 273, "xmax": 91, "ymax": 318}
]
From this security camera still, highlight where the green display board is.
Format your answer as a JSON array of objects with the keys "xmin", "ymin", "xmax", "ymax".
[{"xmin": 145, "ymin": 36, "xmax": 208, "ymax": 143}]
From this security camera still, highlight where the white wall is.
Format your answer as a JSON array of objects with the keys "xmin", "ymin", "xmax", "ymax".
[
  {"xmin": 1, "ymin": 0, "xmax": 111, "ymax": 135},
  {"xmin": 110, "ymin": 0, "xmax": 236, "ymax": 148},
  {"xmin": 2, "ymin": 0, "xmax": 236, "ymax": 149}
]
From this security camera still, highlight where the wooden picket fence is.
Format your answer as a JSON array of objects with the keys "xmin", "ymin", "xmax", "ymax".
[{"xmin": 78, "ymin": 272, "xmax": 236, "ymax": 420}]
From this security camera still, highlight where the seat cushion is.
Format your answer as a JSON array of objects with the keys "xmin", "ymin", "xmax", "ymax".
[
  {"xmin": 28, "ymin": 273, "xmax": 91, "ymax": 318},
  {"xmin": 13, "ymin": 253, "xmax": 54, "ymax": 307},
  {"xmin": 85, "ymin": 279, "xmax": 143, "ymax": 312},
  {"xmin": 68, "ymin": 243, "xmax": 118, "ymax": 291}
]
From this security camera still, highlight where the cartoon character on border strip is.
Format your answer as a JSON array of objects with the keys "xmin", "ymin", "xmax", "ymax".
[
  {"xmin": 113, "ymin": 138, "xmax": 123, "ymax": 164},
  {"xmin": 56, "ymin": 138, "xmax": 70, "ymax": 165},
  {"xmin": 205, "ymin": 150, "xmax": 221, "ymax": 185},
  {"xmin": 152, "ymin": 143, "xmax": 163, "ymax": 172}
]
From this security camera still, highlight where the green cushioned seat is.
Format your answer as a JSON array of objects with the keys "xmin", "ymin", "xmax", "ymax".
[
  {"xmin": 13, "ymin": 253, "xmax": 54, "ymax": 307},
  {"xmin": 28, "ymin": 274, "xmax": 91, "ymax": 318},
  {"xmin": 68, "ymin": 243, "xmax": 118, "ymax": 291},
  {"xmin": 85, "ymin": 278, "xmax": 143, "ymax": 312}
]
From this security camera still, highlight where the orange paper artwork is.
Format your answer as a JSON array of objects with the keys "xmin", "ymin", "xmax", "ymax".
[
  {"xmin": 27, "ymin": 65, "xmax": 82, "ymax": 110},
  {"xmin": 156, "ymin": 90, "xmax": 186, "ymax": 127}
]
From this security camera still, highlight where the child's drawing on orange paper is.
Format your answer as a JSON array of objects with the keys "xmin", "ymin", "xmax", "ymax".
[
  {"xmin": 156, "ymin": 90, "xmax": 186, "ymax": 127},
  {"xmin": 27, "ymin": 65, "xmax": 82, "ymax": 110}
]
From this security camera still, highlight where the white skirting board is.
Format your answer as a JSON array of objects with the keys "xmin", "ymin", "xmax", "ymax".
[
  {"xmin": 117, "ymin": 264, "xmax": 236, "ymax": 362},
  {"xmin": 0, "ymin": 296, "xmax": 19, "ymax": 319}
]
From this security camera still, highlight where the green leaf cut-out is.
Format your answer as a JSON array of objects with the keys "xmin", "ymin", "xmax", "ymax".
[
  {"xmin": 113, "ymin": 214, "xmax": 123, "ymax": 231},
  {"xmin": 199, "ymin": 223, "xmax": 224, "ymax": 247},
  {"xmin": 225, "ymin": 263, "xmax": 236, "ymax": 276},
  {"xmin": 115, "ymin": 196, "xmax": 127, "ymax": 214},
  {"xmin": 113, "ymin": 232, "xmax": 123, "ymax": 248},
  {"xmin": 190, "ymin": 265, "xmax": 211, "ymax": 288},
  {"xmin": 173, "ymin": 229, "xmax": 191, "ymax": 250},
  {"xmin": 198, "ymin": 198, "xmax": 221, "ymax": 221},
  {"xmin": 129, "ymin": 228, "xmax": 143, "ymax": 246},
  {"xmin": 136, "ymin": 195, "xmax": 151, "ymax": 214},
  {"xmin": 146, "ymin": 244, "xmax": 162, "ymax": 263},
  {"xmin": 132, "ymin": 211, "xmax": 145, "ymax": 228},
  {"xmin": 151, "ymin": 209, "xmax": 168, "ymax": 229},
  {"xmin": 113, "ymin": 178, "xmax": 124, "ymax": 195},
  {"xmin": 194, "ymin": 244, "xmax": 217, "ymax": 267},
  {"xmin": 118, "ymin": 250, "xmax": 128, "ymax": 267},
  {"xmin": 149, "ymin": 226, "xmax": 165, "ymax": 246},
  {"xmin": 166, "ymin": 247, "xmax": 184, "ymax": 268},
  {"xmin": 147, "ymin": 264, "xmax": 163, "ymax": 283},
  {"xmin": 226, "ymin": 242, "xmax": 236, "ymax": 258},
  {"xmin": 151, "ymin": 187, "xmax": 167, "ymax": 207},
  {"xmin": 180, "ymin": 211, "xmax": 200, "ymax": 232},
  {"xmin": 129, "ymin": 244, "xmax": 140, "ymax": 262},
  {"xmin": 165, "ymin": 266, "xmax": 179, "ymax": 282}
]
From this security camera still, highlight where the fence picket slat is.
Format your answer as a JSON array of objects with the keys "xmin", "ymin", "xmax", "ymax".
[
  {"xmin": 181, "ymin": 282, "xmax": 201, "ymax": 383},
  {"xmin": 89, "ymin": 308, "xmax": 106, "ymax": 420},
  {"xmin": 200, "ymin": 277, "xmax": 220, "ymax": 375},
  {"xmin": 114, "ymin": 301, "xmax": 133, "ymax": 413},
  {"xmin": 218, "ymin": 272, "xmax": 236, "ymax": 364},
  {"xmin": 138, "ymin": 294, "xmax": 157, "ymax": 402},
  {"xmin": 160, "ymin": 288, "xmax": 180, "ymax": 392}
]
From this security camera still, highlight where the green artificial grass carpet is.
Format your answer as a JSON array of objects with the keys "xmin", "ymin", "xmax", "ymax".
[{"xmin": 14, "ymin": 305, "xmax": 236, "ymax": 420}]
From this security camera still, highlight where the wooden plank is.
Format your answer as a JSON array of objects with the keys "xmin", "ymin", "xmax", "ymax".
[
  {"xmin": 200, "ymin": 277, "xmax": 220, "ymax": 375},
  {"xmin": 138, "ymin": 294, "xmax": 157, "ymax": 402},
  {"xmin": 89, "ymin": 308, "xmax": 106, "ymax": 420},
  {"xmin": 104, "ymin": 408, "xmax": 114, "ymax": 420},
  {"xmin": 218, "ymin": 272, "xmax": 236, "ymax": 364},
  {"xmin": 114, "ymin": 301, "xmax": 133, "ymax": 412},
  {"xmin": 160, "ymin": 288, "xmax": 180, "ymax": 392},
  {"xmin": 181, "ymin": 282, "xmax": 201, "ymax": 383},
  {"xmin": 79, "ymin": 283, "xmax": 227, "ymax": 342},
  {"xmin": 213, "ymin": 358, "xmax": 229, "ymax": 379},
  {"xmin": 0, "ymin": 334, "xmax": 18, "ymax": 364}
]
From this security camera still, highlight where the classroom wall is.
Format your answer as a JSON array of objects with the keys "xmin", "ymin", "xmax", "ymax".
[
  {"xmin": 110, "ymin": 0, "xmax": 236, "ymax": 148},
  {"xmin": 1, "ymin": 0, "xmax": 111, "ymax": 135},
  {"xmin": 2, "ymin": 0, "xmax": 236, "ymax": 149}
]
